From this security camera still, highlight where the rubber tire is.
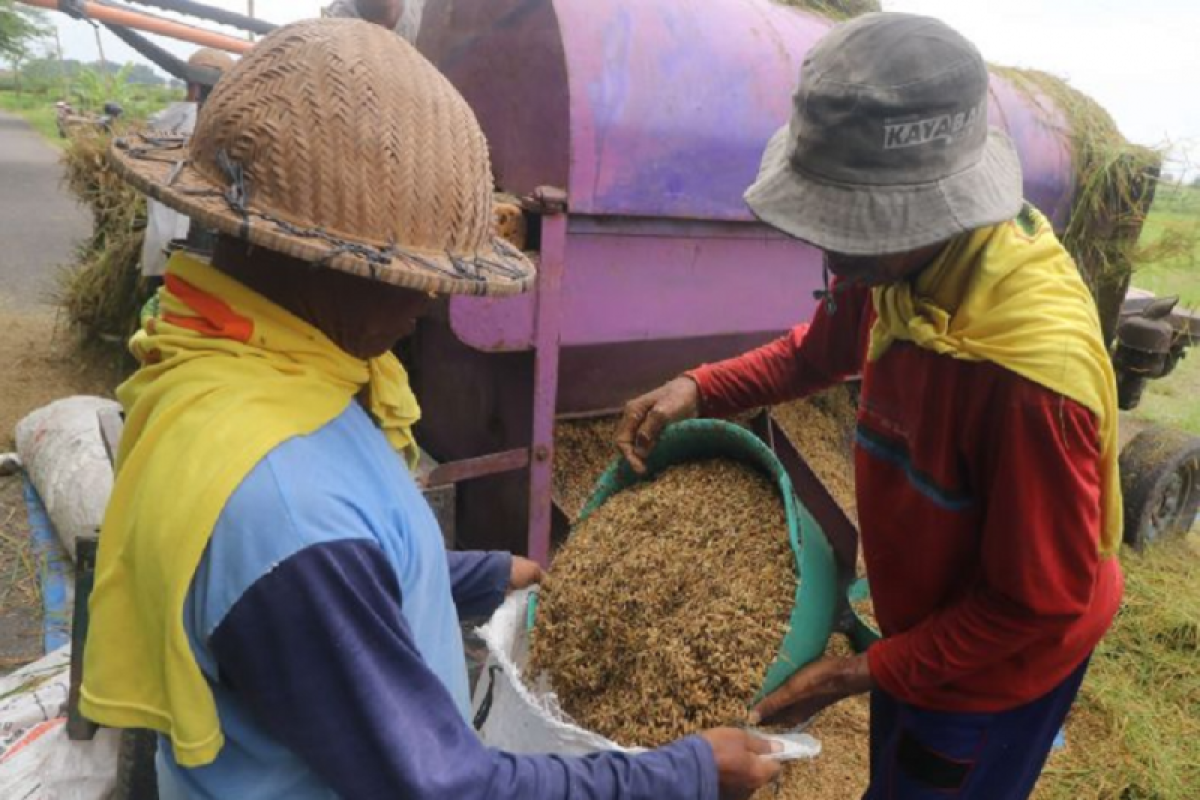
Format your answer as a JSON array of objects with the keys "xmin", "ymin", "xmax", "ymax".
[
  {"xmin": 113, "ymin": 729, "xmax": 159, "ymax": 800},
  {"xmin": 1120, "ymin": 425, "xmax": 1200, "ymax": 550}
]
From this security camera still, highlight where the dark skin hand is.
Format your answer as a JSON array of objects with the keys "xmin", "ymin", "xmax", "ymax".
[
  {"xmin": 615, "ymin": 376, "xmax": 701, "ymax": 474},
  {"xmin": 508, "ymin": 557, "xmax": 544, "ymax": 591},
  {"xmin": 700, "ymin": 729, "xmax": 782, "ymax": 800},
  {"xmin": 749, "ymin": 654, "xmax": 873, "ymax": 727}
]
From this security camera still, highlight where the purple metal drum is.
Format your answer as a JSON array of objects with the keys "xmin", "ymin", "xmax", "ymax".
[{"xmin": 413, "ymin": 0, "xmax": 1079, "ymax": 560}]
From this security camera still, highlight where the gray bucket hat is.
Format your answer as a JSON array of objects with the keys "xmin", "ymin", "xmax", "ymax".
[{"xmin": 745, "ymin": 13, "xmax": 1024, "ymax": 256}]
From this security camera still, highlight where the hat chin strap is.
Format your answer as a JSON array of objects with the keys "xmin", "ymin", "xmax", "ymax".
[{"xmin": 812, "ymin": 254, "xmax": 839, "ymax": 316}]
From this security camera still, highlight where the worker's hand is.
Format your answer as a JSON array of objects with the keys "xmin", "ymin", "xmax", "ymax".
[
  {"xmin": 699, "ymin": 728, "xmax": 782, "ymax": 800},
  {"xmin": 616, "ymin": 377, "xmax": 701, "ymax": 474},
  {"xmin": 749, "ymin": 654, "xmax": 873, "ymax": 728},
  {"xmin": 508, "ymin": 556, "xmax": 545, "ymax": 591}
]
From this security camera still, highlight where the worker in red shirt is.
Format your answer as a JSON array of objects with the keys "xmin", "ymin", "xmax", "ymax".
[{"xmin": 617, "ymin": 13, "xmax": 1124, "ymax": 799}]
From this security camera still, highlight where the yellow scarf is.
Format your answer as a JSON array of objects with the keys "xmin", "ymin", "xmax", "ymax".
[
  {"xmin": 79, "ymin": 252, "xmax": 421, "ymax": 766},
  {"xmin": 870, "ymin": 205, "xmax": 1122, "ymax": 557}
]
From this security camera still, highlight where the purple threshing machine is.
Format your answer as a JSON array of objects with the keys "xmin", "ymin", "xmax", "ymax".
[{"xmin": 407, "ymin": 0, "xmax": 1200, "ymax": 569}]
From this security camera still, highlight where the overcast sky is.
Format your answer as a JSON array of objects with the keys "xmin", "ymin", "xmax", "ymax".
[{"xmin": 40, "ymin": 0, "xmax": 1199, "ymax": 175}]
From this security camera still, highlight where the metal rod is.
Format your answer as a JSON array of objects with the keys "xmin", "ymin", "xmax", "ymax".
[
  {"xmin": 120, "ymin": 0, "xmax": 275, "ymax": 35},
  {"xmin": 102, "ymin": 22, "xmax": 192, "ymax": 82},
  {"xmin": 526, "ymin": 208, "xmax": 569, "ymax": 566},
  {"xmin": 18, "ymin": 0, "xmax": 254, "ymax": 53},
  {"xmin": 425, "ymin": 448, "xmax": 531, "ymax": 489}
]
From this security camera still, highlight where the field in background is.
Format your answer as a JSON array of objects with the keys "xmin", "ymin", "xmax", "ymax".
[
  {"xmin": 1131, "ymin": 183, "xmax": 1200, "ymax": 436},
  {"xmin": 0, "ymin": 90, "xmax": 62, "ymax": 146}
]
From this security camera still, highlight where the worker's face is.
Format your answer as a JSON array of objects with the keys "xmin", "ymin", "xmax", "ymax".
[
  {"xmin": 356, "ymin": 0, "xmax": 404, "ymax": 30},
  {"xmin": 822, "ymin": 242, "xmax": 947, "ymax": 287}
]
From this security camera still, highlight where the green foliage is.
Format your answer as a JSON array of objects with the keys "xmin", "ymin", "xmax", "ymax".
[
  {"xmin": 0, "ymin": 88, "xmax": 61, "ymax": 145},
  {"xmin": 0, "ymin": 0, "xmax": 48, "ymax": 63}
]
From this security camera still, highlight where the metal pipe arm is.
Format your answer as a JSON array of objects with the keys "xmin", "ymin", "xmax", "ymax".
[
  {"xmin": 122, "ymin": 0, "xmax": 275, "ymax": 36},
  {"xmin": 18, "ymin": 0, "xmax": 253, "ymax": 53},
  {"xmin": 101, "ymin": 22, "xmax": 190, "ymax": 82}
]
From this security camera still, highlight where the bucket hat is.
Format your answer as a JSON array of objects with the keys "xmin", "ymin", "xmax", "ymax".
[
  {"xmin": 111, "ymin": 19, "xmax": 535, "ymax": 296},
  {"xmin": 745, "ymin": 13, "xmax": 1023, "ymax": 255},
  {"xmin": 186, "ymin": 47, "xmax": 235, "ymax": 73}
]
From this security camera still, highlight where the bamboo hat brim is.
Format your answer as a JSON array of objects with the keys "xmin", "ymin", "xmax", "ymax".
[{"xmin": 112, "ymin": 20, "xmax": 536, "ymax": 297}]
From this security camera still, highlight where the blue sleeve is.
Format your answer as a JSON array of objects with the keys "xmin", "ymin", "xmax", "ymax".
[
  {"xmin": 447, "ymin": 550, "xmax": 512, "ymax": 618},
  {"xmin": 209, "ymin": 539, "xmax": 718, "ymax": 800}
]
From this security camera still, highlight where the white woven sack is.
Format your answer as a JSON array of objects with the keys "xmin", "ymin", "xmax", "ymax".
[{"xmin": 15, "ymin": 397, "xmax": 120, "ymax": 561}]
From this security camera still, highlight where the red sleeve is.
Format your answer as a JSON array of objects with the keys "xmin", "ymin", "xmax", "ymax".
[
  {"xmin": 868, "ymin": 380, "xmax": 1106, "ymax": 696},
  {"xmin": 686, "ymin": 284, "xmax": 872, "ymax": 418}
]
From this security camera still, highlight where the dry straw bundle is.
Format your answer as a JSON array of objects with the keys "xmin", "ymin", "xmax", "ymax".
[
  {"xmin": 776, "ymin": 0, "xmax": 881, "ymax": 21},
  {"xmin": 58, "ymin": 126, "xmax": 149, "ymax": 341},
  {"xmin": 990, "ymin": 67, "xmax": 1191, "ymax": 341},
  {"xmin": 531, "ymin": 459, "xmax": 796, "ymax": 747}
]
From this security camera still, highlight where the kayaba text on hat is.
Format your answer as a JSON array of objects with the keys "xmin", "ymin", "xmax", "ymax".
[{"xmin": 883, "ymin": 102, "xmax": 985, "ymax": 150}]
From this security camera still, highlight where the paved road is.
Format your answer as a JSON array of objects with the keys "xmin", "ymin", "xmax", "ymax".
[{"xmin": 0, "ymin": 111, "xmax": 92, "ymax": 309}]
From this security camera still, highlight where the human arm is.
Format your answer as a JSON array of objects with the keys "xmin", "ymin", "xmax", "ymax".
[
  {"xmin": 209, "ymin": 539, "xmax": 772, "ymax": 799},
  {"xmin": 617, "ymin": 285, "xmax": 871, "ymax": 472},
  {"xmin": 687, "ymin": 283, "xmax": 872, "ymax": 417}
]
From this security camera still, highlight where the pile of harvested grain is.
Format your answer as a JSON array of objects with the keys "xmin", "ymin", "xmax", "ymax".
[
  {"xmin": 553, "ymin": 413, "xmax": 762, "ymax": 522},
  {"xmin": 553, "ymin": 417, "xmax": 620, "ymax": 522},
  {"xmin": 531, "ymin": 459, "xmax": 795, "ymax": 747},
  {"xmin": 851, "ymin": 595, "xmax": 877, "ymax": 632},
  {"xmin": 58, "ymin": 127, "xmax": 150, "ymax": 342},
  {"xmin": 770, "ymin": 386, "xmax": 858, "ymax": 525}
]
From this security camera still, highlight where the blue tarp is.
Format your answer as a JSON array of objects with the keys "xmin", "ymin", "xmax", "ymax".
[{"xmin": 23, "ymin": 478, "xmax": 73, "ymax": 654}]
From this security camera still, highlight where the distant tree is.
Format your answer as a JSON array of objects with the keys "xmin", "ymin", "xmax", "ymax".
[
  {"xmin": 0, "ymin": 0, "xmax": 48, "ymax": 63},
  {"xmin": 126, "ymin": 63, "xmax": 164, "ymax": 85},
  {"xmin": 1191, "ymin": 175, "xmax": 1200, "ymax": 190}
]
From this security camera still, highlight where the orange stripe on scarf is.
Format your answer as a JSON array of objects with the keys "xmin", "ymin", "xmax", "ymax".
[{"xmin": 163, "ymin": 273, "xmax": 255, "ymax": 343}]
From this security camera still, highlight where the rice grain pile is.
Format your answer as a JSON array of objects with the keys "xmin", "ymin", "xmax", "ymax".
[
  {"xmin": 553, "ymin": 417, "xmax": 620, "ymax": 522},
  {"xmin": 851, "ymin": 595, "xmax": 878, "ymax": 632},
  {"xmin": 530, "ymin": 459, "xmax": 795, "ymax": 747},
  {"xmin": 770, "ymin": 386, "xmax": 858, "ymax": 525}
]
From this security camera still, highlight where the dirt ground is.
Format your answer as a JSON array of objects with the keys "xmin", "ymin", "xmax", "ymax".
[{"xmin": 0, "ymin": 309, "xmax": 120, "ymax": 674}]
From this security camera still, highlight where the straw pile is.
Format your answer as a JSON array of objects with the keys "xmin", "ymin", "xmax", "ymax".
[
  {"xmin": 989, "ymin": 67, "xmax": 1182, "ymax": 342},
  {"xmin": 770, "ymin": 386, "xmax": 858, "ymax": 526},
  {"xmin": 1031, "ymin": 536, "xmax": 1200, "ymax": 799},
  {"xmin": 58, "ymin": 126, "xmax": 149, "ymax": 341},
  {"xmin": 530, "ymin": 459, "xmax": 795, "ymax": 747},
  {"xmin": 777, "ymin": 0, "xmax": 880, "ymax": 21}
]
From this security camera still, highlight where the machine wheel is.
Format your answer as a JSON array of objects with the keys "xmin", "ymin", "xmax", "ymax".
[
  {"xmin": 1120, "ymin": 425, "xmax": 1200, "ymax": 550},
  {"xmin": 113, "ymin": 729, "xmax": 159, "ymax": 800}
]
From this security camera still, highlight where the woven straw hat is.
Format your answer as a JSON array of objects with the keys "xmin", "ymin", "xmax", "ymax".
[
  {"xmin": 111, "ymin": 19, "xmax": 535, "ymax": 296},
  {"xmin": 186, "ymin": 47, "xmax": 235, "ymax": 74}
]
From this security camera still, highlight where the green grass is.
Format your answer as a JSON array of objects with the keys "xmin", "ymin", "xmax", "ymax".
[
  {"xmin": 0, "ymin": 90, "xmax": 64, "ymax": 148},
  {"xmin": 1134, "ymin": 184, "xmax": 1200, "ymax": 307},
  {"xmin": 1129, "ymin": 183, "xmax": 1200, "ymax": 436},
  {"xmin": 1036, "ymin": 535, "xmax": 1200, "ymax": 800}
]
